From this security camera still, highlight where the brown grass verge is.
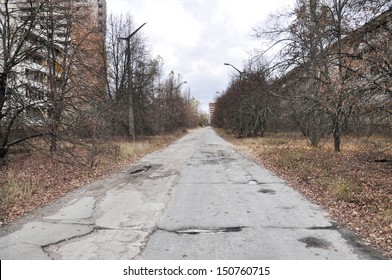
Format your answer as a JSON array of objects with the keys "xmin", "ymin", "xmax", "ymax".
[
  {"xmin": 0, "ymin": 131, "xmax": 186, "ymax": 226},
  {"xmin": 217, "ymin": 129, "xmax": 392, "ymax": 258}
]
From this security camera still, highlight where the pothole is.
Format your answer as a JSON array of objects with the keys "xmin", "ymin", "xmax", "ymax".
[
  {"xmin": 201, "ymin": 159, "xmax": 220, "ymax": 165},
  {"xmin": 299, "ymin": 236, "xmax": 332, "ymax": 249},
  {"xmin": 258, "ymin": 188, "xmax": 276, "ymax": 195},
  {"xmin": 130, "ymin": 165, "xmax": 152, "ymax": 175},
  {"xmin": 170, "ymin": 226, "xmax": 247, "ymax": 235},
  {"xmin": 307, "ymin": 224, "xmax": 339, "ymax": 230},
  {"xmin": 244, "ymin": 181, "xmax": 284, "ymax": 186},
  {"xmin": 280, "ymin": 206, "xmax": 295, "ymax": 210}
]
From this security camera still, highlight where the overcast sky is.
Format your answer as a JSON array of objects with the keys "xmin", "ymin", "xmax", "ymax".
[{"xmin": 108, "ymin": 0, "xmax": 295, "ymax": 113}]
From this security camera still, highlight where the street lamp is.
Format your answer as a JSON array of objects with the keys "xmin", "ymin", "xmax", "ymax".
[
  {"xmin": 175, "ymin": 81, "xmax": 188, "ymax": 90},
  {"xmin": 224, "ymin": 62, "xmax": 244, "ymax": 80},
  {"xmin": 118, "ymin": 22, "xmax": 147, "ymax": 141}
]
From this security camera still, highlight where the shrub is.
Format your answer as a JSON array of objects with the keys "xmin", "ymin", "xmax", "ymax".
[{"xmin": 331, "ymin": 178, "xmax": 362, "ymax": 203}]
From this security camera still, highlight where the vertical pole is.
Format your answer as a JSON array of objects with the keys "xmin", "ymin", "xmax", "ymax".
[
  {"xmin": 118, "ymin": 23, "xmax": 147, "ymax": 141},
  {"xmin": 126, "ymin": 38, "xmax": 135, "ymax": 141}
]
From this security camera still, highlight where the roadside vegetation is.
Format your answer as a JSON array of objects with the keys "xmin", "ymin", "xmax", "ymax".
[
  {"xmin": 0, "ymin": 131, "xmax": 185, "ymax": 226},
  {"xmin": 218, "ymin": 129, "xmax": 392, "ymax": 258}
]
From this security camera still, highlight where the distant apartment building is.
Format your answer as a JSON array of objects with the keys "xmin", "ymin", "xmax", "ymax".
[
  {"xmin": 209, "ymin": 102, "xmax": 215, "ymax": 124},
  {"xmin": 90, "ymin": 0, "xmax": 107, "ymax": 33}
]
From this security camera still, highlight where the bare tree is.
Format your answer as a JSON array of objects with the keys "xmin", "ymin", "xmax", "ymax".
[
  {"xmin": 254, "ymin": 0, "xmax": 391, "ymax": 151},
  {"xmin": 0, "ymin": 0, "xmax": 107, "ymax": 164},
  {"xmin": 105, "ymin": 14, "xmax": 164, "ymax": 137},
  {"xmin": 159, "ymin": 71, "xmax": 188, "ymax": 132},
  {"xmin": 0, "ymin": 0, "xmax": 47, "ymax": 163},
  {"xmin": 27, "ymin": 0, "xmax": 106, "ymax": 154},
  {"xmin": 212, "ymin": 62, "xmax": 276, "ymax": 137}
]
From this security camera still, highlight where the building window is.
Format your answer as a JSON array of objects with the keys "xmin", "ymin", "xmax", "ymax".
[
  {"xmin": 26, "ymin": 86, "xmax": 45, "ymax": 101},
  {"xmin": 25, "ymin": 68, "xmax": 46, "ymax": 83}
]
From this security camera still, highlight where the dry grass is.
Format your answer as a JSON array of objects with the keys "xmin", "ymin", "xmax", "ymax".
[
  {"xmin": 331, "ymin": 178, "xmax": 362, "ymax": 203},
  {"xmin": 218, "ymin": 129, "xmax": 392, "ymax": 258},
  {"xmin": 0, "ymin": 131, "xmax": 185, "ymax": 226}
]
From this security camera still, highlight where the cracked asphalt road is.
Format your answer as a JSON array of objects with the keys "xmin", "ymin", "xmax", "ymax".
[{"xmin": 0, "ymin": 127, "xmax": 382, "ymax": 259}]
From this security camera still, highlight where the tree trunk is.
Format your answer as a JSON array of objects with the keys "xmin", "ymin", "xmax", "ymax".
[
  {"xmin": 0, "ymin": 145, "xmax": 8, "ymax": 166},
  {"xmin": 333, "ymin": 117, "xmax": 341, "ymax": 152},
  {"xmin": 128, "ymin": 88, "xmax": 135, "ymax": 140},
  {"xmin": 309, "ymin": 112, "xmax": 322, "ymax": 147},
  {"xmin": 0, "ymin": 73, "xmax": 6, "ymax": 111},
  {"xmin": 48, "ymin": 107, "xmax": 60, "ymax": 152},
  {"xmin": 50, "ymin": 132, "xmax": 57, "ymax": 152},
  {"xmin": 310, "ymin": 132, "xmax": 320, "ymax": 147},
  {"xmin": 0, "ymin": 73, "xmax": 9, "ymax": 164}
]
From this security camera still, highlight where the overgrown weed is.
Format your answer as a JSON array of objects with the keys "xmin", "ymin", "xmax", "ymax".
[{"xmin": 331, "ymin": 178, "xmax": 362, "ymax": 203}]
